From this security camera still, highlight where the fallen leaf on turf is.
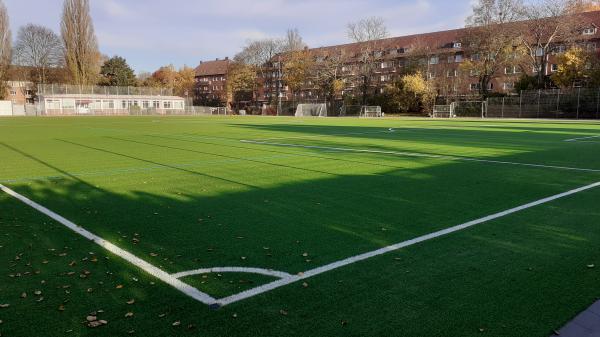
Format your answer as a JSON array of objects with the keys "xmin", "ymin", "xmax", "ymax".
[
  {"xmin": 0, "ymin": 304, "xmax": 9, "ymax": 308},
  {"xmin": 86, "ymin": 316, "xmax": 97, "ymax": 322},
  {"xmin": 58, "ymin": 305, "xmax": 65, "ymax": 311},
  {"xmin": 588, "ymin": 264, "xmax": 595, "ymax": 269},
  {"xmin": 87, "ymin": 288, "xmax": 93, "ymax": 293},
  {"xmin": 127, "ymin": 299, "xmax": 135, "ymax": 305},
  {"xmin": 20, "ymin": 292, "xmax": 27, "ymax": 299},
  {"xmin": 116, "ymin": 285, "xmax": 124, "ymax": 289},
  {"xmin": 302, "ymin": 253, "xmax": 309, "ymax": 257},
  {"xmin": 172, "ymin": 321, "xmax": 181, "ymax": 327},
  {"xmin": 34, "ymin": 290, "xmax": 42, "ymax": 296},
  {"xmin": 128, "ymin": 330, "xmax": 135, "ymax": 334},
  {"xmin": 125, "ymin": 312, "xmax": 134, "ymax": 318},
  {"xmin": 279, "ymin": 309, "xmax": 288, "ymax": 316},
  {"xmin": 302, "ymin": 282, "xmax": 309, "ymax": 288},
  {"xmin": 341, "ymin": 320, "xmax": 348, "ymax": 326},
  {"xmin": 158, "ymin": 313, "xmax": 166, "ymax": 318},
  {"xmin": 187, "ymin": 324, "xmax": 196, "ymax": 330},
  {"xmin": 232, "ymin": 313, "xmax": 238, "ymax": 318},
  {"xmin": 241, "ymin": 256, "xmax": 247, "ymax": 260}
]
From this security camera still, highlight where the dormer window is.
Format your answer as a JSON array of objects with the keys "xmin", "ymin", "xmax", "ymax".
[
  {"xmin": 583, "ymin": 27, "xmax": 597, "ymax": 35},
  {"xmin": 453, "ymin": 42, "xmax": 462, "ymax": 49}
]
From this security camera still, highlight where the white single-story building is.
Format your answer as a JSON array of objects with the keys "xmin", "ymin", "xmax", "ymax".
[{"xmin": 37, "ymin": 85, "xmax": 186, "ymax": 115}]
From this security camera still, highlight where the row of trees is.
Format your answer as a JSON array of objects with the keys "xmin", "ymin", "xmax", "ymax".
[{"xmin": 225, "ymin": 0, "xmax": 600, "ymax": 114}]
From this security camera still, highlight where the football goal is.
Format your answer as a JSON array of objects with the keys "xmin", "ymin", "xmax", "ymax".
[
  {"xmin": 432, "ymin": 101, "xmax": 487, "ymax": 118},
  {"xmin": 360, "ymin": 106, "xmax": 383, "ymax": 118},
  {"xmin": 432, "ymin": 104, "xmax": 455, "ymax": 118},
  {"xmin": 295, "ymin": 103, "xmax": 327, "ymax": 117}
]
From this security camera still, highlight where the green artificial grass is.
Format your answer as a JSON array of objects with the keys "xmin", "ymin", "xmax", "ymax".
[{"xmin": 0, "ymin": 116, "xmax": 599, "ymax": 336}]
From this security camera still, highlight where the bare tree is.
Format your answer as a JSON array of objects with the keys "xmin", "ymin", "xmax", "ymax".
[
  {"xmin": 347, "ymin": 16, "xmax": 389, "ymax": 105},
  {"xmin": 61, "ymin": 0, "xmax": 100, "ymax": 85},
  {"xmin": 283, "ymin": 28, "xmax": 306, "ymax": 52},
  {"xmin": 0, "ymin": 0, "xmax": 11, "ymax": 100},
  {"xmin": 462, "ymin": 0, "xmax": 525, "ymax": 96},
  {"xmin": 347, "ymin": 17, "xmax": 389, "ymax": 43},
  {"xmin": 519, "ymin": 0, "xmax": 584, "ymax": 87},
  {"xmin": 14, "ymin": 24, "xmax": 63, "ymax": 85}
]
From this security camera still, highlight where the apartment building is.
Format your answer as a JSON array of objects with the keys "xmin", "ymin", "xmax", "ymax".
[
  {"xmin": 259, "ymin": 11, "xmax": 600, "ymax": 103},
  {"xmin": 194, "ymin": 57, "xmax": 230, "ymax": 105}
]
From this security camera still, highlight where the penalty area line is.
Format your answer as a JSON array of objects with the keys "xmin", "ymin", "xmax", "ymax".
[
  {"xmin": 216, "ymin": 181, "xmax": 600, "ymax": 306},
  {"xmin": 564, "ymin": 135, "xmax": 600, "ymax": 142},
  {"xmin": 0, "ymin": 184, "xmax": 218, "ymax": 306},
  {"xmin": 240, "ymin": 140, "xmax": 600, "ymax": 173}
]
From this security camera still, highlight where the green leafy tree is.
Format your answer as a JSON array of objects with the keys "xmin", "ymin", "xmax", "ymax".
[{"xmin": 99, "ymin": 56, "xmax": 137, "ymax": 86}]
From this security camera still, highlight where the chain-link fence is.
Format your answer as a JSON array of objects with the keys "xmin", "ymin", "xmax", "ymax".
[
  {"xmin": 487, "ymin": 88, "xmax": 600, "ymax": 119},
  {"xmin": 38, "ymin": 84, "xmax": 175, "ymax": 97}
]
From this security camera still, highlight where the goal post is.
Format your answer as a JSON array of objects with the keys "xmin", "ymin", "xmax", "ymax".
[
  {"xmin": 295, "ymin": 103, "xmax": 328, "ymax": 117},
  {"xmin": 360, "ymin": 106, "xmax": 383, "ymax": 118},
  {"xmin": 433, "ymin": 101, "xmax": 487, "ymax": 118},
  {"xmin": 432, "ymin": 104, "xmax": 455, "ymax": 118}
]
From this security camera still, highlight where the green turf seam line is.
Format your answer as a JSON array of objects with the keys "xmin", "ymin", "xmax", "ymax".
[
  {"xmin": 215, "ymin": 181, "xmax": 600, "ymax": 307},
  {"xmin": 240, "ymin": 140, "xmax": 600, "ymax": 173},
  {"xmin": 0, "ymin": 184, "xmax": 219, "ymax": 306}
]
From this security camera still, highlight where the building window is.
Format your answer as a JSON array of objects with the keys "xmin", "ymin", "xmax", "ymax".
[
  {"xmin": 505, "ymin": 66, "xmax": 521, "ymax": 75},
  {"xmin": 163, "ymin": 101, "xmax": 172, "ymax": 109},
  {"xmin": 9, "ymin": 90, "xmax": 16, "ymax": 96},
  {"xmin": 555, "ymin": 45, "xmax": 566, "ymax": 54},
  {"xmin": 153, "ymin": 100, "xmax": 160, "ymax": 108},
  {"xmin": 471, "ymin": 54, "xmax": 480, "ymax": 61},
  {"xmin": 470, "ymin": 83, "xmax": 481, "ymax": 91},
  {"xmin": 447, "ymin": 69, "xmax": 458, "ymax": 77},
  {"xmin": 455, "ymin": 54, "xmax": 463, "ymax": 63},
  {"xmin": 583, "ymin": 27, "xmax": 597, "ymax": 35},
  {"xmin": 551, "ymin": 64, "xmax": 559, "ymax": 72},
  {"xmin": 427, "ymin": 72, "xmax": 437, "ymax": 79},
  {"xmin": 453, "ymin": 42, "xmax": 462, "ymax": 49},
  {"xmin": 429, "ymin": 56, "xmax": 439, "ymax": 65},
  {"xmin": 470, "ymin": 69, "xmax": 480, "ymax": 77},
  {"xmin": 503, "ymin": 82, "xmax": 515, "ymax": 90},
  {"xmin": 142, "ymin": 101, "xmax": 150, "ymax": 109}
]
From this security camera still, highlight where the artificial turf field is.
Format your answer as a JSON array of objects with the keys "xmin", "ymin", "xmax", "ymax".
[{"xmin": 0, "ymin": 116, "xmax": 600, "ymax": 337}]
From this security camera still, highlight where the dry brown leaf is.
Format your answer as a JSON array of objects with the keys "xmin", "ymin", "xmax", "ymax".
[
  {"xmin": 127, "ymin": 299, "xmax": 135, "ymax": 305},
  {"xmin": 0, "ymin": 304, "xmax": 9, "ymax": 308},
  {"xmin": 115, "ymin": 285, "xmax": 124, "ymax": 289},
  {"xmin": 172, "ymin": 321, "xmax": 181, "ymax": 327},
  {"xmin": 279, "ymin": 309, "xmax": 288, "ymax": 316},
  {"xmin": 125, "ymin": 312, "xmax": 134, "ymax": 318},
  {"xmin": 86, "ymin": 316, "xmax": 97, "ymax": 322},
  {"xmin": 20, "ymin": 292, "xmax": 27, "ymax": 299}
]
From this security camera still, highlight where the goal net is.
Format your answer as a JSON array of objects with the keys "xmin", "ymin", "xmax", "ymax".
[
  {"xmin": 295, "ymin": 103, "xmax": 327, "ymax": 117},
  {"xmin": 432, "ymin": 104, "xmax": 455, "ymax": 118},
  {"xmin": 453, "ymin": 101, "xmax": 487, "ymax": 118},
  {"xmin": 360, "ymin": 106, "xmax": 383, "ymax": 118}
]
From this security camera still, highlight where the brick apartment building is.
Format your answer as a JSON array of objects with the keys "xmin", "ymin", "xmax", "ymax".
[
  {"xmin": 195, "ymin": 11, "xmax": 600, "ymax": 109},
  {"xmin": 194, "ymin": 57, "xmax": 230, "ymax": 106}
]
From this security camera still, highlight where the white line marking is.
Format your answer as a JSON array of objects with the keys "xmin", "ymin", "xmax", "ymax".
[
  {"xmin": 250, "ymin": 130, "xmax": 389, "ymax": 142},
  {"xmin": 0, "ymin": 184, "xmax": 218, "ymax": 306},
  {"xmin": 172, "ymin": 267, "xmax": 292, "ymax": 279},
  {"xmin": 565, "ymin": 135, "xmax": 600, "ymax": 142},
  {"xmin": 241, "ymin": 140, "xmax": 600, "ymax": 173},
  {"xmin": 216, "ymin": 181, "xmax": 600, "ymax": 306}
]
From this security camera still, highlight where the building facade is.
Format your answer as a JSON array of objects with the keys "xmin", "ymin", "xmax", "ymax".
[
  {"xmin": 194, "ymin": 57, "xmax": 230, "ymax": 106},
  {"xmin": 257, "ymin": 11, "xmax": 600, "ymax": 105}
]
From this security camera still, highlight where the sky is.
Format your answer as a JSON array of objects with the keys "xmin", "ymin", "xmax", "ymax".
[{"xmin": 4, "ymin": 0, "xmax": 474, "ymax": 74}]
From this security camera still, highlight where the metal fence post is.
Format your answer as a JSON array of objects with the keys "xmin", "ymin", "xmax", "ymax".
[
  {"xmin": 501, "ymin": 97, "xmax": 505, "ymax": 118},
  {"xmin": 556, "ymin": 89, "xmax": 560, "ymax": 119},
  {"xmin": 537, "ymin": 89, "xmax": 541, "ymax": 118},
  {"xmin": 519, "ymin": 90, "xmax": 522, "ymax": 118},
  {"xmin": 597, "ymin": 87, "xmax": 600, "ymax": 120},
  {"xmin": 577, "ymin": 87, "xmax": 581, "ymax": 120}
]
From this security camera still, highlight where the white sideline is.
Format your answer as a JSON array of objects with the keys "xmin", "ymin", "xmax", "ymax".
[
  {"xmin": 216, "ymin": 181, "xmax": 600, "ymax": 306},
  {"xmin": 0, "ymin": 184, "xmax": 218, "ymax": 306},
  {"xmin": 240, "ymin": 140, "xmax": 600, "ymax": 173},
  {"xmin": 172, "ymin": 267, "xmax": 292, "ymax": 279},
  {"xmin": 564, "ymin": 135, "xmax": 600, "ymax": 142}
]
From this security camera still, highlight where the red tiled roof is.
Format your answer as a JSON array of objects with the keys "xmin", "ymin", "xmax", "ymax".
[
  {"xmin": 194, "ymin": 59, "xmax": 231, "ymax": 77},
  {"xmin": 306, "ymin": 10, "xmax": 600, "ymax": 57}
]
